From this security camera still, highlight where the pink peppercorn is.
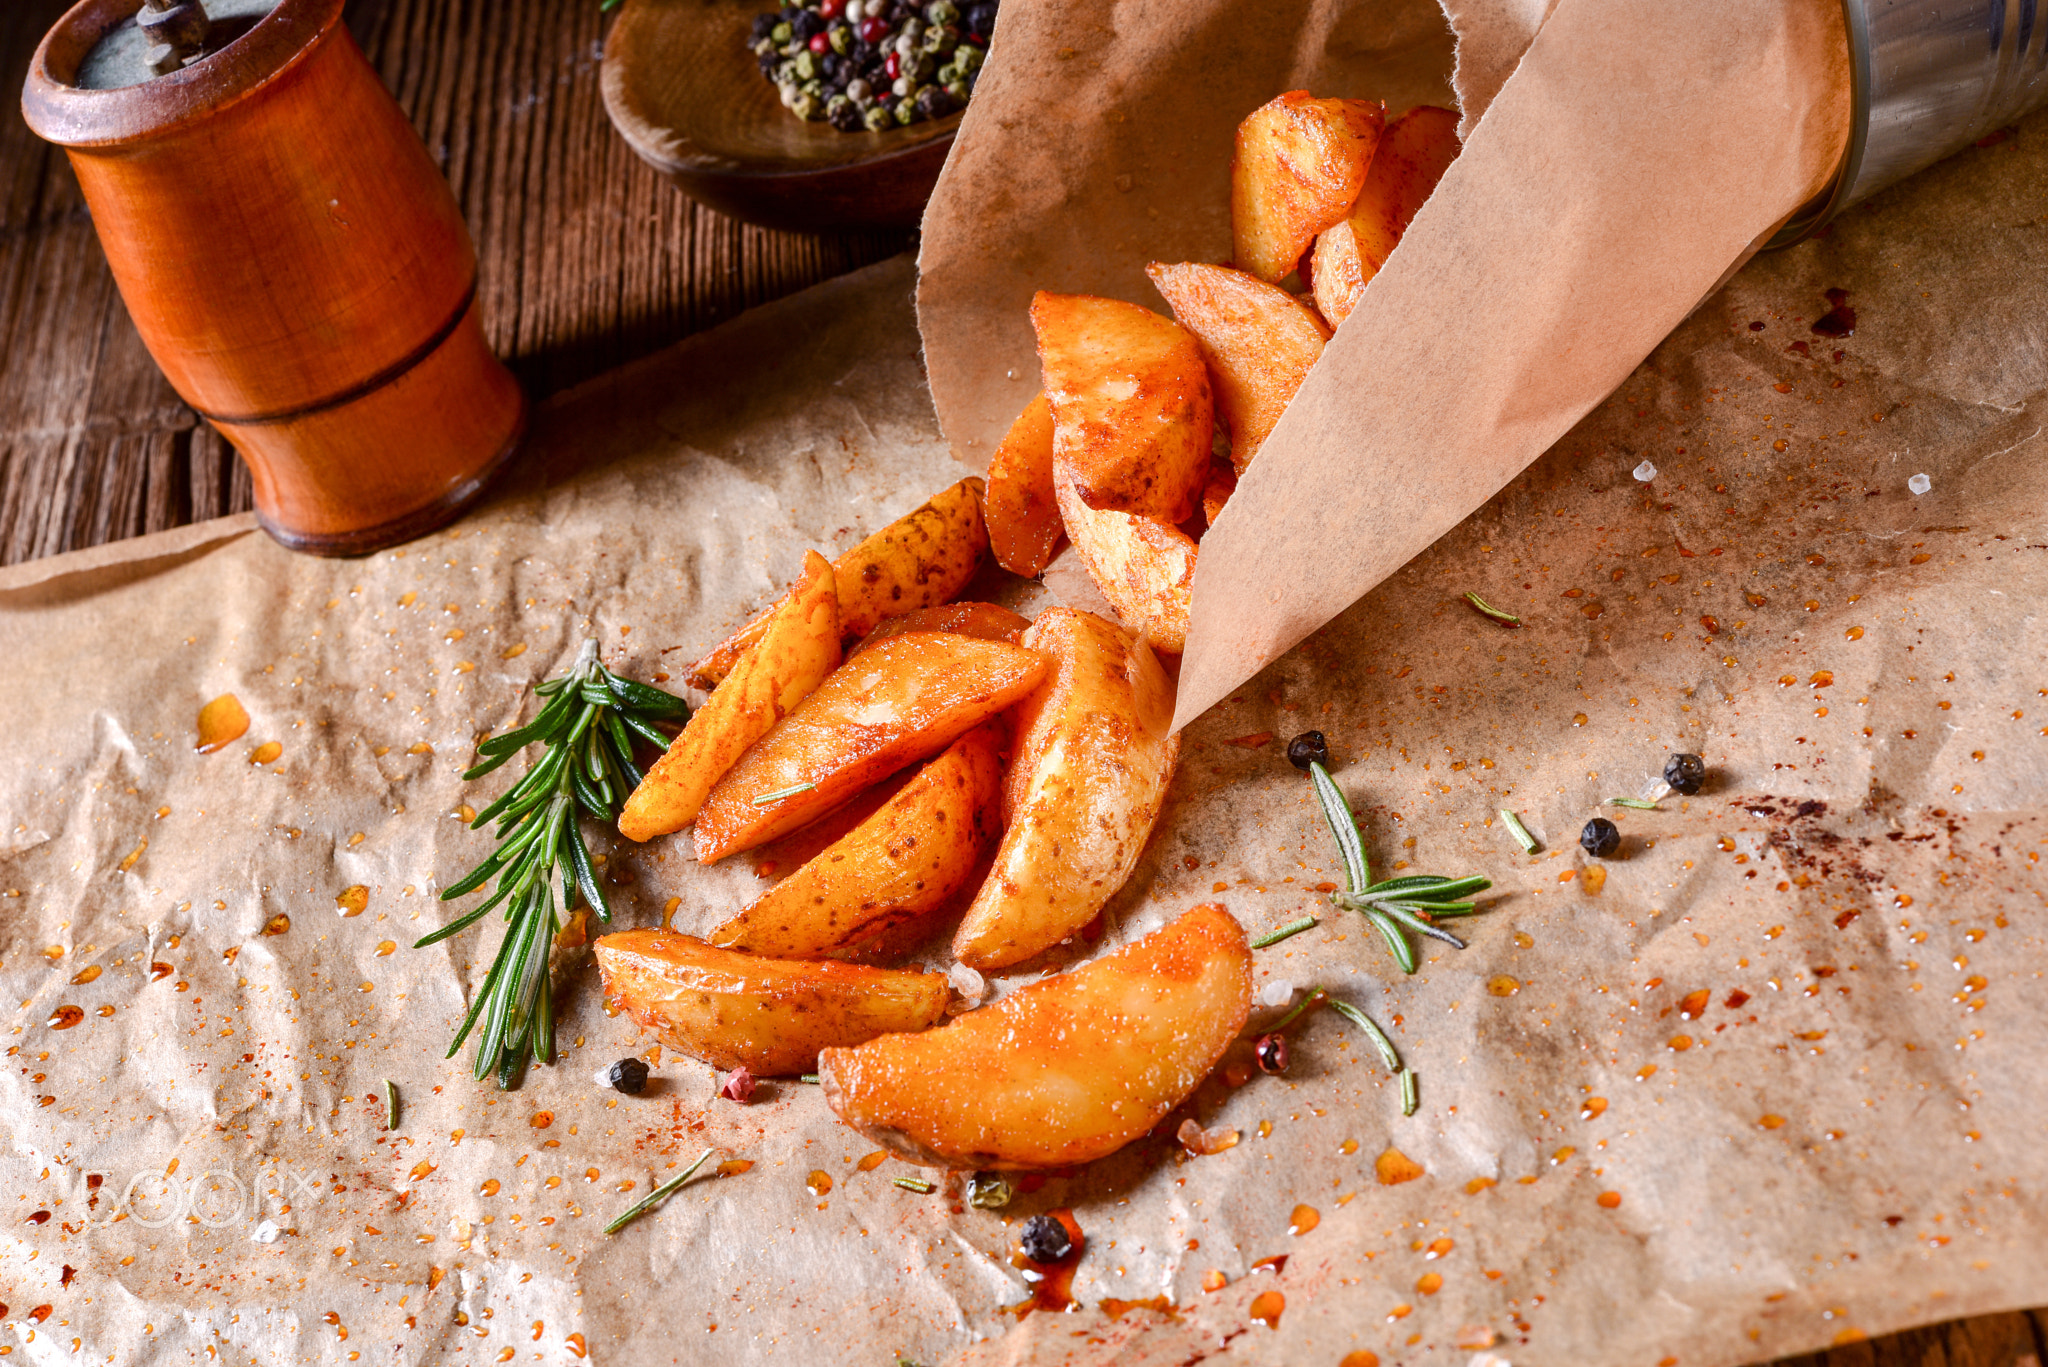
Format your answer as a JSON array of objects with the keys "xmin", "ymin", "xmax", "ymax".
[
  {"xmin": 884, "ymin": 49, "xmax": 901, "ymax": 79},
  {"xmin": 808, "ymin": 31, "xmax": 830, "ymax": 53},
  {"xmin": 859, "ymin": 16, "xmax": 889, "ymax": 43}
]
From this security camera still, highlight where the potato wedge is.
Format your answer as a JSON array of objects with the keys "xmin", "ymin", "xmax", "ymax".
[
  {"xmin": 687, "ymin": 478, "xmax": 989, "ymax": 689},
  {"xmin": 619, "ymin": 551, "xmax": 839, "ymax": 842},
  {"xmin": 1231, "ymin": 92, "xmax": 1384, "ymax": 284},
  {"xmin": 953, "ymin": 609, "xmax": 1179, "ymax": 969},
  {"xmin": 1311, "ymin": 104, "xmax": 1460, "ymax": 328},
  {"xmin": 984, "ymin": 391, "xmax": 1062, "ymax": 577},
  {"xmin": 821, "ymin": 903, "xmax": 1251, "ymax": 1168},
  {"xmin": 850, "ymin": 602, "xmax": 1030, "ymax": 656},
  {"xmin": 1202, "ymin": 458, "xmax": 1237, "ymax": 528},
  {"xmin": 594, "ymin": 929, "xmax": 949, "ymax": 1075},
  {"xmin": 1147, "ymin": 262, "xmax": 1331, "ymax": 476},
  {"xmin": 708, "ymin": 722, "xmax": 1005, "ymax": 959},
  {"xmin": 693, "ymin": 633, "xmax": 1051, "ymax": 863},
  {"xmin": 1031, "ymin": 292, "xmax": 1212, "ymax": 524},
  {"xmin": 1053, "ymin": 467, "xmax": 1195, "ymax": 653}
]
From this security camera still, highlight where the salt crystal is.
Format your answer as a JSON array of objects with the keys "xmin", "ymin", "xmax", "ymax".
[
  {"xmin": 947, "ymin": 961, "xmax": 986, "ymax": 1002},
  {"xmin": 250, "ymin": 1219, "xmax": 281, "ymax": 1244},
  {"xmin": 590, "ymin": 1067, "xmax": 615, "ymax": 1089},
  {"xmin": 1258, "ymin": 979, "xmax": 1295, "ymax": 1008},
  {"xmin": 1471, "ymin": 1354, "xmax": 1515, "ymax": 1367},
  {"xmin": 1908, "ymin": 472, "xmax": 1931, "ymax": 495},
  {"xmin": 1632, "ymin": 460, "xmax": 1657, "ymax": 482}
]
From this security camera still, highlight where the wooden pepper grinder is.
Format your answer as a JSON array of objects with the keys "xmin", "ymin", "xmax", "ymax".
[{"xmin": 22, "ymin": 0, "xmax": 526, "ymax": 556}]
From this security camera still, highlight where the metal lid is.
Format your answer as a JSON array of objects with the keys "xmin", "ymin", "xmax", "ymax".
[
  {"xmin": 1769, "ymin": 0, "xmax": 2048, "ymax": 248},
  {"xmin": 75, "ymin": 0, "xmax": 281, "ymax": 89}
]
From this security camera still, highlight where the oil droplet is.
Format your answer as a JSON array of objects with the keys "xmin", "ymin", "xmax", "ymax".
[
  {"xmin": 530, "ymin": 1111, "xmax": 553, "ymax": 1129},
  {"xmin": 407, "ymin": 742, "xmax": 434, "ymax": 756},
  {"xmin": 480, "ymin": 1179, "xmax": 501, "ymax": 1196},
  {"xmin": 196, "ymin": 695, "xmax": 250, "ymax": 753},
  {"xmin": 409, "ymin": 1161, "xmax": 436, "ymax": 1180},
  {"xmin": 1426, "ymin": 1237, "xmax": 1454, "ymax": 1258},
  {"xmin": 151, "ymin": 962, "xmax": 173, "ymax": 981},
  {"xmin": 1465, "ymin": 1177, "xmax": 1496, "ymax": 1194},
  {"xmin": 1667, "ymin": 1035, "xmax": 1693, "ymax": 1051},
  {"xmin": 857, "ymin": 1151, "xmax": 889, "ymax": 1172},
  {"xmin": 336, "ymin": 886, "xmax": 369, "ymax": 917},
  {"xmin": 1581, "ymin": 1097, "xmax": 1608, "ymax": 1120},
  {"xmin": 96, "ymin": 1004, "xmax": 115, "ymax": 1017},
  {"xmin": 718, "ymin": 1160, "xmax": 754, "ymax": 1177},
  {"xmin": 375, "ymin": 941, "xmax": 396, "ymax": 956},
  {"xmin": 1342, "ymin": 1354, "xmax": 1380, "ymax": 1367},
  {"xmin": 1339, "ymin": 1138, "xmax": 1359, "ymax": 1155},
  {"xmin": 1834, "ymin": 1328, "xmax": 1867, "ymax": 1345},
  {"xmin": 502, "ymin": 643, "xmax": 528, "ymax": 660},
  {"xmin": 1288, "ymin": 1204, "xmax": 1320, "ymax": 1235},
  {"xmin": 1581, "ymin": 866, "xmax": 1607, "ymax": 893},
  {"xmin": 807, "ymin": 1170, "xmax": 833, "ymax": 1195},
  {"xmin": 70, "ymin": 965, "xmax": 102, "ymax": 985},
  {"xmin": 1387, "ymin": 1303, "xmax": 1413, "ymax": 1320},
  {"xmin": 1572, "ymin": 713, "xmax": 1589, "ymax": 727},
  {"xmin": 1597, "ymin": 1191, "xmax": 1622, "ymax": 1209},
  {"xmin": 43, "ymin": 944, "xmax": 65, "ymax": 961},
  {"xmin": 398, "ymin": 590, "xmax": 418, "ymax": 607},
  {"xmin": 1758, "ymin": 1114, "xmax": 1787, "ymax": 1130},
  {"xmin": 1375, "ymin": 1148, "xmax": 1425, "ymax": 1186},
  {"xmin": 1202, "ymin": 1269, "xmax": 1228, "ymax": 1293},
  {"xmin": 263, "ymin": 913, "xmax": 290, "ymax": 937},
  {"xmin": 48, "ymin": 1005, "xmax": 83, "ymax": 1030},
  {"xmin": 1846, "ymin": 626, "xmax": 1864, "ymax": 640},
  {"xmin": 1809, "ymin": 670, "xmax": 1834, "ymax": 688},
  {"xmin": 1551, "ymin": 1146, "xmax": 1576, "ymax": 1165},
  {"xmin": 1487, "ymin": 975, "xmax": 1520, "ymax": 997},
  {"xmin": 249, "ymin": 741, "xmax": 282, "ymax": 764},
  {"xmin": 428, "ymin": 1266, "xmax": 446, "ymax": 1291},
  {"xmin": 1248, "ymin": 1290, "xmax": 1285, "ymax": 1329},
  {"xmin": 566, "ymin": 1332, "xmax": 588, "ymax": 1359},
  {"xmin": 1678, "ymin": 989, "xmax": 1709, "ymax": 1018},
  {"xmin": 1416, "ymin": 1271, "xmax": 1443, "ymax": 1295}
]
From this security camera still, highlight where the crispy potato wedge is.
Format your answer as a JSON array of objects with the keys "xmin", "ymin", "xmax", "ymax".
[
  {"xmin": 595, "ymin": 929, "xmax": 949, "ymax": 1075},
  {"xmin": 1031, "ymin": 292, "xmax": 1212, "ymax": 524},
  {"xmin": 693, "ymin": 633, "xmax": 1051, "ymax": 863},
  {"xmin": 850, "ymin": 602, "xmax": 1030, "ymax": 656},
  {"xmin": 821, "ymin": 903, "xmax": 1251, "ymax": 1168},
  {"xmin": 1053, "ymin": 467, "xmax": 1195, "ymax": 653},
  {"xmin": 953, "ymin": 609, "xmax": 1179, "ymax": 969},
  {"xmin": 1202, "ymin": 458, "xmax": 1238, "ymax": 528},
  {"xmin": 1311, "ymin": 104, "xmax": 1460, "ymax": 328},
  {"xmin": 984, "ymin": 391, "xmax": 1062, "ymax": 577},
  {"xmin": 1147, "ymin": 262, "xmax": 1331, "ymax": 476},
  {"xmin": 1231, "ymin": 92, "xmax": 1384, "ymax": 284},
  {"xmin": 619, "ymin": 551, "xmax": 839, "ymax": 842},
  {"xmin": 687, "ymin": 478, "xmax": 989, "ymax": 688},
  {"xmin": 708, "ymin": 722, "xmax": 1005, "ymax": 959}
]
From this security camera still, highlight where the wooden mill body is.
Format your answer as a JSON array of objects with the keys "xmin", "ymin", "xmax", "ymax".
[{"xmin": 22, "ymin": 0, "xmax": 525, "ymax": 555}]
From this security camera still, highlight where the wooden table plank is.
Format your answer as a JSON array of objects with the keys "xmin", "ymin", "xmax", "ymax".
[{"xmin": 0, "ymin": 3, "xmax": 2041, "ymax": 1365}]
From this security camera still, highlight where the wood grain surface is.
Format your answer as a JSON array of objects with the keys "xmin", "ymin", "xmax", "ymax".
[{"xmin": 0, "ymin": 3, "xmax": 2042, "ymax": 1365}]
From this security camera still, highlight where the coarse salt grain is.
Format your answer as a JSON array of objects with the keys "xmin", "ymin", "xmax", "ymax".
[
  {"xmin": 1632, "ymin": 460, "xmax": 1658, "ymax": 482},
  {"xmin": 1258, "ymin": 979, "xmax": 1295, "ymax": 1008},
  {"xmin": 250, "ymin": 1219, "xmax": 281, "ymax": 1244},
  {"xmin": 947, "ymin": 961, "xmax": 986, "ymax": 1001},
  {"xmin": 1908, "ymin": 472, "xmax": 1932, "ymax": 495}
]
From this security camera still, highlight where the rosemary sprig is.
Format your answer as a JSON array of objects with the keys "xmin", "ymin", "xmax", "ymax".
[
  {"xmin": 418, "ymin": 640, "xmax": 688, "ymax": 1088},
  {"xmin": 604, "ymin": 1148, "xmax": 717, "ymax": 1235},
  {"xmin": 1463, "ymin": 592, "xmax": 1521, "ymax": 626},
  {"xmin": 1303, "ymin": 759, "xmax": 1490, "ymax": 974}
]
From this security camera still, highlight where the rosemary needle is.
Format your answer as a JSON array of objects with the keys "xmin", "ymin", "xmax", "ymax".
[
  {"xmin": 1464, "ymin": 592, "xmax": 1522, "ymax": 626},
  {"xmin": 750, "ymin": 782, "xmax": 817, "ymax": 806},
  {"xmin": 1329, "ymin": 1000, "xmax": 1402, "ymax": 1074},
  {"xmin": 892, "ymin": 1176, "xmax": 936, "ymax": 1194},
  {"xmin": 1500, "ymin": 809, "xmax": 1539, "ymax": 854},
  {"xmin": 1251, "ymin": 916, "xmax": 1319, "ymax": 949},
  {"xmin": 1607, "ymin": 796, "xmax": 1662, "ymax": 810},
  {"xmin": 1400, "ymin": 1069, "xmax": 1420, "ymax": 1116},
  {"xmin": 605, "ymin": 1148, "xmax": 717, "ymax": 1236},
  {"xmin": 799, "ymin": 1073, "xmax": 821, "ymax": 1084},
  {"xmin": 419, "ymin": 640, "xmax": 688, "ymax": 1088},
  {"xmin": 383, "ymin": 1079, "xmax": 399, "ymax": 1131},
  {"xmin": 1269, "ymin": 987, "xmax": 1328, "ymax": 1033}
]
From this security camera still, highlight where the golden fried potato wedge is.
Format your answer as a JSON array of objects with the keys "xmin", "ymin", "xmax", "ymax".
[
  {"xmin": 1231, "ymin": 92, "xmax": 1385, "ymax": 283},
  {"xmin": 1031, "ymin": 292, "xmax": 1212, "ymax": 524},
  {"xmin": 693, "ymin": 633, "xmax": 1051, "ymax": 863},
  {"xmin": 594, "ymin": 929, "xmax": 949, "ymax": 1076},
  {"xmin": 687, "ymin": 478, "xmax": 989, "ymax": 688},
  {"xmin": 619, "ymin": 551, "xmax": 839, "ymax": 842},
  {"xmin": 953, "ymin": 609, "xmax": 1179, "ymax": 969},
  {"xmin": 1147, "ymin": 262, "xmax": 1331, "ymax": 476},
  {"xmin": 1054, "ymin": 468, "xmax": 1195, "ymax": 653},
  {"xmin": 708, "ymin": 722, "xmax": 1005, "ymax": 959},
  {"xmin": 822, "ymin": 903, "xmax": 1252, "ymax": 1168},
  {"xmin": 850, "ymin": 602, "xmax": 1030, "ymax": 656},
  {"xmin": 1311, "ymin": 105, "xmax": 1460, "ymax": 328},
  {"xmin": 984, "ymin": 391, "xmax": 1063, "ymax": 577},
  {"xmin": 1201, "ymin": 458, "xmax": 1237, "ymax": 528}
]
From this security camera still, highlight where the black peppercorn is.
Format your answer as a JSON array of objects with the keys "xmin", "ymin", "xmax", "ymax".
[
  {"xmin": 792, "ymin": 10, "xmax": 824, "ymax": 39},
  {"xmin": 604, "ymin": 1058, "xmax": 649, "ymax": 1095},
  {"xmin": 1286, "ymin": 730, "xmax": 1331, "ymax": 771},
  {"xmin": 1663, "ymin": 752, "xmax": 1707, "ymax": 796},
  {"xmin": 1019, "ymin": 1213, "xmax": 1072, "ymax": 1263},
  {"xmin": 828, "ymin": 99, "xmax": 864, "ymax": 130},
  {"xmin": 913, "ymin": 84, "xmax": 954, "ymax": 120},
  {"xmin": 965, "ymin": 2, "xmax": 998, "ymax": 37},
  {"xmin": 1579, "ymin": 817, "xmax": 1621, "ymax": 858},
  {"xmin": 1254, "ymin": 1033, "xmax": 1289, "ymax": 1075},
  {"xmin": 751, "ymin": 12, "xmax": 778, "ymax": 40}
]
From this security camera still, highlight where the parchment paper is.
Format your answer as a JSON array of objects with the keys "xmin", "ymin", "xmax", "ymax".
[
  {"xmin": 5, "ymin": 108, "xmax": 2048, "ymax": 1367},
  {"xmin": 916, "ymin": 0, "xmax": 1851, "ymax": 730}
]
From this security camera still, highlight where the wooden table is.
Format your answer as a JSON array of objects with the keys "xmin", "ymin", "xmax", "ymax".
[{"xmin": 0, "ymin": 3, "xmax": 2042, "ymax": 1364}]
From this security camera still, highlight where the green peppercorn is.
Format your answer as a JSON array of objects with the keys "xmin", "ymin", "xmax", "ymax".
[
  {"xmin": 863, "ymin": 104, "xmax": 894, "ymax": 132},
  {"xmin": 910, "ymin": 51, "xmax": 936, "ymax": 80},
  {"xmin": 800, "ymin": 77, "xmax": 825, "ymax": 99},
  {"xmin": 944, "ymin": 79, "xmax": 969, "ymax": 104},
  {"xmin": 826, "ymin": 93, "xmax": 851, "ymax": 115},
  {"xmin": 894, "ymin": 96, "xmax": 917, "ymax": 124},
  {"xmin": 792, "ymin": 90, "xmax": 824, "ymax": 120},
  {"xmin": 925, "ymin": 0, "xmax": 959, "ymax": 23},
  {"xmin": 775, "ymin": 58, "xmax": 798, "ymax": 82},
  {"xmin": 793, "ymin": 50, "xmax": 819, "ymax": 81},
  {"xmin": 829, "ymin": 23, "xmax": 852, "ymax": 54},
  {"xmin": 753, "ymin": 37, "xmax": 776, "ymax": 57},
  {"xmin": 770, "ymin": 20, "xmax": 792, "ymax": 43},
  {"xmin": 921, "ymin": 23, "xmax": 956, "ymax": 54},
  {"xmin": 965, "ymin": 1172, "xmax": 1012, "ymax": 1209},
  {"xmin": 954, "ymin": 44, "xmax": 983, "ymax": 73}
]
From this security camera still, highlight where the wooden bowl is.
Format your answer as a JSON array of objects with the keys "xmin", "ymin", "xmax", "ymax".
[{"xmin": 602, "ymin": 0, "xmax": 962, "ymax": 232}]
